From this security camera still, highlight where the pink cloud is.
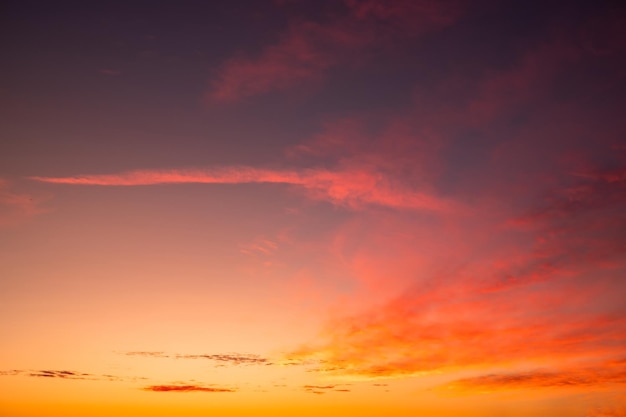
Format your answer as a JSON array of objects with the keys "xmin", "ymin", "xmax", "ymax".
[
  {"xmin": 0, "ymin": 179, "xmax": 44, "ymax": 228},
  {"xmin": 29, "ymin": 167, "xmax": 304, "ymax": 186},
  {"xmin": 285, "ymin": 165, "xmax": 626, "ymax": 379},
  {"xmin": 208, "ymin": 0, "xmax": 464, "ymax": 102},
  {"xmin": 29, "ymin": 166, "xmax": 453, "ymax": 212},
  {"xmin": 208, "ymin": 20, "xmax": 369, "ymax": 102},
  {"xmin": 346, "ymin": 0, "xmax": 464, "ymax": 35}
]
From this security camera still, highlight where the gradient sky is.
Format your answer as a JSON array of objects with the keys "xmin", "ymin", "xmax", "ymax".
[{"xmin": 1, "ymin": 1, "xmax": 626, "ymax": 416}]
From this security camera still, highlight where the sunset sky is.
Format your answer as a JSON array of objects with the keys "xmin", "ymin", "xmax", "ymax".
[{"xmin": 1, "ymin": 0, "xmax": 626, "ymax": 416}]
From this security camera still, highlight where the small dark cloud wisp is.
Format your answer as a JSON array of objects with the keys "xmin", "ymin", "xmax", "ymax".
[
  {"xmin": 124, "ymin": 351, "xmax": 270, "ymax": 365},
  {"xmin": 143, "ymin": 384, "xmax": 236, "ymax": 393}
]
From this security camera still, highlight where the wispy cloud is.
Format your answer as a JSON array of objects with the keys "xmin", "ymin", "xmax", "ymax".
[
  {"xmin": 27, "ymin": 370, "xmax": 93, "ymax": 379},
  {"xmin": 208, "ymin": 0, "xmax": 464, "ymax": 102},
  {"xmin": 124, "ymin": 351, "xmax": 271, "ymax": 366},
  {"xmin": 0, "ymin": 179, "xmax": 44, "ymax": 228},
  {"xmin": 286, "ymin": 164, "xmax": 626, "ymax": 379},
  {"xmin": 239, "ymin": 238, "xmax": 279, "ymax": 256},
  {"xmin": 175, "ymin": 353, "xmax": 270, "ymax": 365},
  {"xmin": 29, "ymin": 166, "xmax": 453, "ymax": 212},
  {"xmin": 0, "ymin": 369, "xmax": 135, "ymax": 382},
  {"xmin": 442, "ymin": 363, "xmax": 626, "ymax": 393},
  {"xmin": 142, "ymin": 384, "xmax": 236, "ymax": 393},
  {"xmin": 124, "ymin": 351, "xmax": 169, "ymax": 358},
  {"xmin": 587, "ymin": 406, "xmax": 626, "ymax": 417},
  {"xmin": 302, "ymin": 384, "xmax": 352, "ymax": 394}
]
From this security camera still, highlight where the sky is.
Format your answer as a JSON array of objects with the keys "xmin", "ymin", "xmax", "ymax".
[{"xmin": 1, "ymin": 0, "xmax": 626, "ymax": 416}]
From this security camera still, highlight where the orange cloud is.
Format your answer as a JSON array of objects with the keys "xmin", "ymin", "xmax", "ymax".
[
  {"xmin": 442, "ymin": 363, "xmax": 626, "ymax": 393},
  {"xmin": 587, "ymin": 406, "xmax": 626, "ymax": 417}
]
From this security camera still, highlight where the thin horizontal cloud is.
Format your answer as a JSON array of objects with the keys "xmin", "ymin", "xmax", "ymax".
[
  {"xmin": 28, "ymin": 370, "xmax": 92, "ymax": 379},
  {"xmin": 124, "ymin": 351, "xmax": 169, "ymax": 358},
  {"xmin": 302, "ymin": 383, "xmax": 352, "ymax": 394},
  {"xmin": 442, "ymin": 364, "xmax": 626, "ymax": 393},
  {"xmin": 123, "ymin": 351, "xmax": 271, "ymax": 365},
  {"xmin": 174, "ymin": 353, "xmax": 270, "ymax": 365},
  {"xmin": 29, "ymin": 166, "xmax": 453, "ymax": 212},
  {"xmin": 0, "ymin": 369, "xmax": 133, "ymax": 382},
  {"xmin": 143, "ymin": 384, "xmax": 236, "ymax": 393},
  {"xmin": 587, "ymin": 406, "xmax": 626, "ymax": 417},
  {"xmin": 28, "ymin": 167, "xmax": 304, "ymax": 186}
]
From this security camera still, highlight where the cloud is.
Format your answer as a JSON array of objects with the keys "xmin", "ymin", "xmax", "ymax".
[
  {"xmin": 0, "ymin": 370, "xmax": 22, "ymax": 376},
  {"xmin": 239, "ymin": 238, "xmax": 279, "ymax": 256},
  {"xmin": 208, "ymin": 0, "xmax": 464, "ymax": 102},
  {"xmin": 123, "ymin": 351, "xmax": 271, "ymax": 366},
  {"xmin": 0, "ymin": 369, "xmax": 130, "ymax": 382},
  {"xmin": 208, "ymin": 21, "xmax": 362, "ymax": 102},
  {"xmin": 442, "ymin": 364, "xmax": 626, "ymax": 393},
  {"xmin": 303, "ymin": 384, "xmax": 337, "ymax": 390},
  {"xmin": 27, "ymin": 370, "xmax": 92, "ymax": 379},
  {"xmin": 124, "ymin": 351, "xmax": 169, "ymax": 358},
  {"xmin": 24, "ymin": 3, "xmax": 626, "ymax": 397},
  {"xmin": 142, "ymin": 384, "xmax": 236, "ymax": 393},
  {"xmin": 174, "ymin": 353, "xmax": 270, "ymax": 365},
  {"xmin": 302, "ymin": 384, "xmax": 353, "ymax": 394},
  {"xmin": 29, "ymin": 166, "xmax": 453, "ymax": 212},
  {"xmin": 285, "ymin": 163, "xmax": 626, "ymax": 379},
  {"xmin": 587, "ymin": 406, "xmax": 626, "ymax": 417},
  {"xmin": 29, "ymin": 167, "xmax": 303, "ymax": 186},
  {"xmin": 0, "ymin": 179, "xmax": 43, "ymax": 228}
]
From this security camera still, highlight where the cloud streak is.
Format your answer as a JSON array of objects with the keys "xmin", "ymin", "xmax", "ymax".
[
  {"xmin": 124, "ymin": 351, "xmax": 271, "ymax": 365},
  {"xmin": 142, "ymin": 384, "xmax": 236, "ymax": 393},
  {"xmin": 442, "ymin": 363, "xmax": 626, "ymax": 393},
  {"xmin": 29, "ymin": 166, "xmax": 453, "ymax": 212},
  {"xmin": 0, "ymin": 369, "xmax": 137, "ymax": 382}
]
